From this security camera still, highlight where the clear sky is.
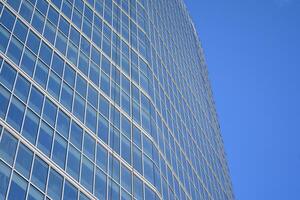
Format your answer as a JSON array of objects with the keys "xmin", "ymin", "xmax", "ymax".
[{"xmin": 184, "ymin": 0, "xmax": 300, "ymax": 199}]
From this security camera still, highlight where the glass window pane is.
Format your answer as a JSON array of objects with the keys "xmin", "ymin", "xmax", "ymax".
[
  {"xmin": 98, "ymin": 114, "xmax": 109, "ymax": 144},
  {"xmin": 133, "ymin": 175, "xmax": 143, "ymax": 200},
  {"xmin": 34, "ymin": 60, "xmax": 48, "ymax": 89},
  {"xmin": 28, "ymin": 86, "xmax": 44, "ymax": 115},
  {"xmin": 56, "ymin": 109, "xmax": 70, "ymax": 139},
  {"xmin": 0, "ymin": 85, "xmax": 11, "ymax": 119},
  {"xmin": 63, "ymin": 180, "xmax": 78, "ymax": 200},
  {"xmin": 83, "ymin": 132, "xmax": 95, "ymax": 161},
  {"xmin": 81, "ymin": 156, "xmax": 94, "ymax": 193},
  {"xmin": 70, "ymin": 121, "xmax": 83, "ymax": 150},
  {"xmin": 108, "ymin": 179, "xmax": 119, "ymax": 200},
  {"xmin": 14, "ymin": 75, "xmax": 30, "ymax": 103},
  {"xmin": 109, "ymin": 155, "xmax": 120, "ymax": 183},
  {"xmin": 31, "ymin": 156, "xmax": 48, "ymax": 191},
  {"xmin": 96, "ymin": 143, "xmax": 107, "ymax": 172},
  {"xmin": 37, "ymin": 121, "xmax": 53, "ymax": 157},
  {"xmin": 28, "ymin": 184, "xmax": 44, "ymax": 200},
  {"xmin": 0, "ymin": 7, "xmax": 15, "ymax": 31},
  {"xmin": 60, "ymin": 82, "xmax": 73, "ymax": 111},
  {"xmin": 52, "ymin": 133, "xmax": 67, "ymax": 169},
  {"xmin": 95, "ymin": 168, "xmax": 107, "ymax": 199},
  {"xmin": 0, "ymin": 62, "xmax": 17, "ymax": 91},
  {"xmin": 121, "ymin": 115, "xmax": 131, "ymax": 138},
  {"xmin": 47, "ymin": 168, "xmax": 63, "ymax": 200},
  {"xmin": 133, "ymin": 145, "xmax": 142, "ymax": 174},
  {"xmin": 121, "ymin": 165, "xmax": 132, "ymax": 193},
  {"xmin": 121, "ymin": 135, "xmax": 131, "ymax": 164},
  {"xmin": 7, "ymin": 36, "xmax": 24, "ymax": 65},
  {"xmin": 64, "ymin": 63, "xmax": 75, "ymax": 87},
  {"xmin": 66, "ymin": 145, "xmax": 80, "ymax": 181},
  {"xmin": 20, "ymin": 48, "xmax": 36, "ymax": 77},
  {"xmin": 7, "ymin": 172, "xmax": 28, "ymax": 200},
  {"xmin": 85, "ymin": 105, "xmax": 97, "ymax": 133},
  {"xmin": 22, "ymin": 109, "xmax": 39, "ymax": 145},
  {"xmin": 73, "ymin": 93, "xmax": 85, "ymax": 122},
  {"xmin": 13, "ymin": 19, "xmax": 28, "ymax": 43},
  {"xmin": 0, "ymin": 130, "xmax": 18, "ymax": 165},
  {"xmin": 43, "ymin": 98, "xmax": 57, "ymax": 126},
  {"xmin": 99, "ymin": 94, "xmax": 109, "ymax": 118},
  {"xmin": 0, "ymin": 160, "xmax": 11, "ymax": 199},
  {"xmin": 7, "ymin": 96, "xmax": 25, "ymax": 132},
  {"xmin": 15, "ymin": 143, "xmax": 33, "ymax": 179},
  {"xmin": 0, "ymin": 24, "xmax": 10, "ymax": 53}
]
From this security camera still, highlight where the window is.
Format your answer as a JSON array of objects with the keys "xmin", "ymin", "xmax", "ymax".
[
  {"xmin": 95, "ymin": 168, "xmax": 107, "ymax": 199},
  {"xmin": 0, "ymin": 24, "xmax": 10, "ymax": 53},
  {"xmin": 0, "ymin": 62, "xmax": 17, "ymax": 91},
  {"xmin": 85, "ymin": 105, "xmax": 97, "ymax": 133},
  {"xmin": 34, "ymin": 60, "xmax": 49, "ymax": 89},
  {"xmin": 121, "ymin": 165, "xmax": 132, "ymax": 193},
  {"xmin": 83, "ymin": 132, "xmax": 95, "ymax": 161},
  {"xmin": 70, "ymin": 121, "xmax": 83, "ymax": 150},
  {"xmin": 0, "ymin": 7, "xmax": 16, "ymax": 31},
  {"xmin": 133, "ymin": 175, "xmax": 143, "ymax": 200},
  {"xmin": 37, "ymin": 121, "xmax": 53, "ymax": 157},
  {"xmin": 121, "ymin": 115, "xmax": 131, "ymax": 138},
  {"xmin": 51, "ymin": 53, "xmax": 64, "ymax": 77},
  {"xmin": 22, "ymin": 109, "xmax": 39, "ymax": 145},
  {"xmin": 97, "ymin": 114, "xmax": 109, "ymax": 144},
  {"xmin": 133, "ymin": 125, "xmax": 142, "ymax": 148},
  {"xmin": 52, "ymin": 134, "xmax": 67, "ymax": 169},
  {"xmin": 60, "ymin": 82, "xmax": 73, "ymax": 111},
  {"xmin": 81, "ymin": 156, "xmax": 94, "ymax": 193},
  {"xmin": 26, "ymin": 31, "xmax": 40, "ymax": 55},
  {"xmin": 28, "ymin": 86, "xmax": 44, "ymax": 115},
  {"xmin": 21, "ymin": 48, "xmax": 37, "ymax": 77},
  {"xmin": 7, "ymin": 96, "xmax": 25, "ymax": 132},
  {"xmin": 76, "ymin": 74, "xmax": 87, "ymax": 98},
  {"xmin": 145, "ymin": 185, "xmax": 155, "ymax": 200},
  {"xmin": 87, "ymin": 85, "xmax": 98, "ymax": 109},
  {"xmin": 0, "ymin": 160, "xmax": 11, "ymax": 199},
  {"xmin": 133, "ymin": 145, "xmax": 142, "ymax": 174},
  {"xmin": 56, "ymin": 109, "xmax": 70, "ymax": 139},
  {"xmin": 63, "ymin": 180, "xmax": 78, "ymax": 200},
  {"xmin": 15, "ymin": 143, "xmax": 33, "ymax": 179},
  {"xmin": 0, "ymin": 85, "xmax": 10, "ymax": 118},
  {"xmin": 14, "ymin": 75, "xmax": 30, "ymax": 103},
  {"xmin": 109, "ymin": 155, "xmax": 120, "ymax": 183},
  {"xmin": 31, "ymin": 156, "xmax": 48, "ymax": 191},
  {"xmin": 99, "ymin": 94, "xmax": 109, "ymax": 118},
  {"xmin": 0, "ymin": 130, "xmax": 18, "ymax": 165},
  {"xmin": 73, "ymin": 93, "xmax": 85, "ymax": 122},
  {"xmin": 96, "ymin": 143, "xmax": 107, "ymax": 172},
  {"xmin": 43, "ymin": 98, "xmax": 57, "ymax": 127},
  {"xmin": 121, "ymin": 135, "xmax": 131, "ymax": 164},
  {"xmin": 143, "ymin": 155, "xmax": 154, "ymax": 185},
  {"xmin": 109, "ymin": 128, "xmax": 120, "ymax": 154},
  {"xmin": 108, "ymin": 179, "xmax": 119, "ymax": 200},
  {"xmin": 27, "ymin": 184, "xmax": 44, "ymax": 200},
  {"xmin": 7, "ymin": 172, "xmax": 28, "ymax": 200},
  {"xmin": 64, "ymin": 63, "xmax": 75, "ymax": 87},
  {"xmin": 66, "ymin": 145, "xmax": 81, "ymax": 181},
  {"xmin": 47, "ymin": 71, "xmax": 61, "ymax": 100},
  {"xmin": 47, "ymin": 168, "xmax": 63, "ymax": 200},
  {"xmin": 13, "ymin": 19, "xmax": 28, "ymax": 43},
  {"xmin": 6, "ymin": 36, "xmax": 24, "ymax": 65}
]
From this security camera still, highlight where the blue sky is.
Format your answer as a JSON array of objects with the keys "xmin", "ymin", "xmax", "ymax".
[{"xmin": 184, "ymin": 0, "xmax": 300, "ymax": 199}]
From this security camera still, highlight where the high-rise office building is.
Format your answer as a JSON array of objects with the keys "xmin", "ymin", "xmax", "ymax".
[{"xmin": 0, "ymin": 0, "xmax": 233, "ymax": 199}]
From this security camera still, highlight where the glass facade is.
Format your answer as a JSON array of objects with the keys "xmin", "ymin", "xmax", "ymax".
[{"xmin": 0, "ymin": 0, "xmax": 234, "ymax": 199}]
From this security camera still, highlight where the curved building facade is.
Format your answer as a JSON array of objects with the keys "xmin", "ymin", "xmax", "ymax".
[{"xmin": 0, "ymin": 0, "xmax": 234, "ymax": 199}]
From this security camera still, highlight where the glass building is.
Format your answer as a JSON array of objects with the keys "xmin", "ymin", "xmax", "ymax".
[{"xmin": 0, "ymin": 0, "xmax": 234, "ymax": 199}]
